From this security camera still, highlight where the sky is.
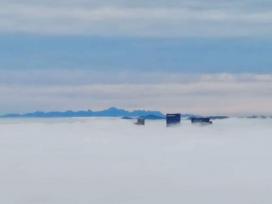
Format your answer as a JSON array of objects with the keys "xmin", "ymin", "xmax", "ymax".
[{"xmin": 0, "ymin": 0, "xmax": 272, "ymax": 115}]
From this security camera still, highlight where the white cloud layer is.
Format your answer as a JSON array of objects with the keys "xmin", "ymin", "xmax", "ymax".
[
  {"xmin": 0, "ymin": 118, "xmax": 272, "ymax": 204},
  {"xmin": 0, "ymin": 1, "xmax": 272, "ymax": 37},
  {"xmin": 0, "ymin": 70, "xmax": 271, "ymax": 115}
]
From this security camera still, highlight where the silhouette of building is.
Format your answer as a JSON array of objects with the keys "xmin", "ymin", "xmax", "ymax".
[
  {"xmin": 191, "ymin": 117, "xmax": 212, "ymax": 125},
  {"xmin": 135, "ymin": 118, "xmax": 145, "ymax": 125},
  {"xmin": 166, "ymin": 114, "xmax": 181, "ymax": 126}
]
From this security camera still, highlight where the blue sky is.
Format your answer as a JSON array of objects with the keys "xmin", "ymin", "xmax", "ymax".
[
  {"xmin": 1, "ymin": 35, "xmax": 272, "ymax": 73},
  {"xmin": 0, "ymin": 0, "xmax": 272, "ymax": 115}
]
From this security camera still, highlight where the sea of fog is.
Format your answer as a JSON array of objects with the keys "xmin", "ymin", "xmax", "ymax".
[{"xmin": 0, "ymin": 117, "xmax": 272, "ymax": 204}]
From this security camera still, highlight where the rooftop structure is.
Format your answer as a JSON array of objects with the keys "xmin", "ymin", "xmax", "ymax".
[
  {"xmin": 166, "ymin": 113, "xmax": 181, "ymax": 126},
  {"xmin": 191, "ymin": 117, "xmax": 212, "ymax": 125},
  {"xmin": 135, "ymin": 118, "xmax": 145, "ymax": 125}
]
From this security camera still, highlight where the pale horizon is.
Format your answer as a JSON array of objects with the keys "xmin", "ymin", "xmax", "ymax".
[{"xmin": 1, "ymin": 71, "xmax": 271, "ymax": 116}]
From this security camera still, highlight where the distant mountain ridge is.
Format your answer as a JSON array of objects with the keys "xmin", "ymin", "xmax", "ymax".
[{"xmin": 0, "ymin": 107, "xmax": 165, "ymax": 119}]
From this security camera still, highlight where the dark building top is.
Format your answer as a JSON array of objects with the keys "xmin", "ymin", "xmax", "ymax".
[
  {"xmin": 166, "ymin": 113, "xmax": 181, "ymax": 126},
  {"xmin": 135, "ymin": 118, "xmax": 145, "ymax": 125},
  {"xmin": 191, "ymin": 117, "xmax": 212, "ymax": 124}
]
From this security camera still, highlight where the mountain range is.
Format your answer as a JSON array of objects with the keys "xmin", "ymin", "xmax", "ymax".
[
  {"xmin": 0, "ymin": 107, "xmax": 165, "ymax": 119},
  {"xmin": 0, "ymin": 107, "xmax": 233, "ymax": 120}
]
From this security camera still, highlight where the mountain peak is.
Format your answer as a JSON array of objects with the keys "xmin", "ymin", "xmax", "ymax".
[{"xmin": 104, "ymin": 107, "xmax": 125, "ymax": 112}]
